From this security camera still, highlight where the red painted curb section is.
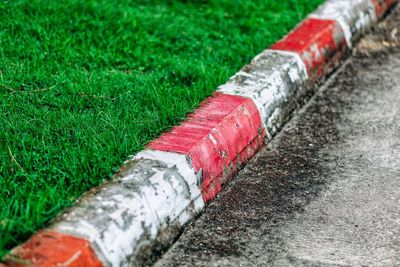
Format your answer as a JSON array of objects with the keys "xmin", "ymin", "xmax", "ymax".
[
  {"xmin": 0, "ymin": 231, "xmax": 103, "ymax": 267},
  {"xmin": 373, "ymin": 0, "xmax": 398, "ymax": 17},
  {"xmin": 271, "ymin": 18, "xmax": 347, "ymax": 80},
  {"xmin": 148, "ymin": 93, "xmax": 265, "ymax": 202}
]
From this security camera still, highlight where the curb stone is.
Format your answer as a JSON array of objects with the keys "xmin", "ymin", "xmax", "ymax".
[{"xmin": 1, "ymin": 0, "xmax": 398, "ymax": 266}]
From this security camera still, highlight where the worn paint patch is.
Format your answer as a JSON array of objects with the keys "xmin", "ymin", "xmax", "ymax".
[
  {"xmin": 148, "ymin": 93, "xmax": 265, "ymax": 202},
  {"xmin": 371, "ymin": 0, "xmax": 398, "ymax": 18},
  {"xmin": 310, "ymin": 0, "xmax": 377, "ymax": 46},
  {"xmin": 134, "ymin": 150, "xmax": 205, "ymax": 220},
  {"xmin": 218, "ymin": 50, "xmax": 308, "ymax": 139},
  {"xmin": 1, "ymin": 231, "xmax": 103, "ymax": 267},
  {"xmin": 271, "ymin": 18, "xmax": 348, "ymax": 79},
  {"xmin": 52, "ymin": 152, "xmax": 203, "ymax": 267}
]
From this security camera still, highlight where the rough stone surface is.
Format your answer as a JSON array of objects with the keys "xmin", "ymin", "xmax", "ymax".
[{"xmin": 155, "ymin": 5, "xmax": 400, "ymax": 267}]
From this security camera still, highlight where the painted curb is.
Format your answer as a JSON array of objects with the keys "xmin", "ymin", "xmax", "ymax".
[{"xmin": 1, "ymin": 0, "xmax": 397, "ymax": 266}]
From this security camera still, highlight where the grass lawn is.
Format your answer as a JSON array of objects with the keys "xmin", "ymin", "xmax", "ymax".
[{"xmin": 0, "ymin": 0, "xmax": 324, "ymax": 257}]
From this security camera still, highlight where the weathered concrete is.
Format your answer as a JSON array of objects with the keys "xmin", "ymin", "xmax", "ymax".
[{"xmin": 155, "ymin": 5, "xmax": 400, "ymax": 267}]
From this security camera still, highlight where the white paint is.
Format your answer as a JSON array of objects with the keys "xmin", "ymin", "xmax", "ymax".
[
  {"xmin": 254, "ymin": 50, "xmax": 308, "ymax": 75},
  {"xmin": 310, "ymin": 0, "xmax": 377, "ymax": 47},
  {"xmin": 266, "ymin": 107, "xmax": 283, "ymax": 138},
  {"xmin": 135, "ymin": 150, "xmax": 205, "ymax": 219},
  {"xmin": 218, "ymin": 49, "xmax": 308, "ymax": 135},
  {"xmin": 208, "ymin": 133, "xmax": 218, "ymax": 145},
  {"xmin": 53, "ymin": 151, "xmax": 204, "ymax": 267}
]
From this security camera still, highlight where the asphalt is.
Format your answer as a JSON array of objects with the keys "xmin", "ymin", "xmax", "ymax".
[{"xmin": 153, "ymin": 5, "xmax": 400, "ymax": 267}]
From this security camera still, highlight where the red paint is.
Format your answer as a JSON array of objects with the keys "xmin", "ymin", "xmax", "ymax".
[
  {"xmin": 148, "ymin": 93, "xmax": 265, "ymax": 202},
  {"xmin": 271, "ymin": 18, "xmax": 347, "ymax": 79},
  {"xmin": 371, "ymin": 0, "xmax": 397, "ymax": 18},
  {"xmin": 0, "ymin": 231, "xmax": 103, "ymax": 267},
  {"xmin": 200, "ymin": 133, "xmax": 264, "ymax": 201}
]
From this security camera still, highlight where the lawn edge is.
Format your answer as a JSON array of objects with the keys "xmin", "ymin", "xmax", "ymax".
[{"xmin": 1, "ymin": 0, "xmax": 398, "ymax": 266}]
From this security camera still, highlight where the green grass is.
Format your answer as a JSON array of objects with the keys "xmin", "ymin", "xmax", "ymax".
[{"xmin": 0, "ymin": 0, "xmax": 324, "ymax": 257}]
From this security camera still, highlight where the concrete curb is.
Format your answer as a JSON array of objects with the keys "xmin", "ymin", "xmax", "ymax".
[{"xmin": 1, "ymin": 1, "xmax": 397, "ymax": 266}]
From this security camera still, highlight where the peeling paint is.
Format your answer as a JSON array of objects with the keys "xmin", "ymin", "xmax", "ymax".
[{"xmin": 371, "ymin": 0, "xmax": 398, "ymax": 18}]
